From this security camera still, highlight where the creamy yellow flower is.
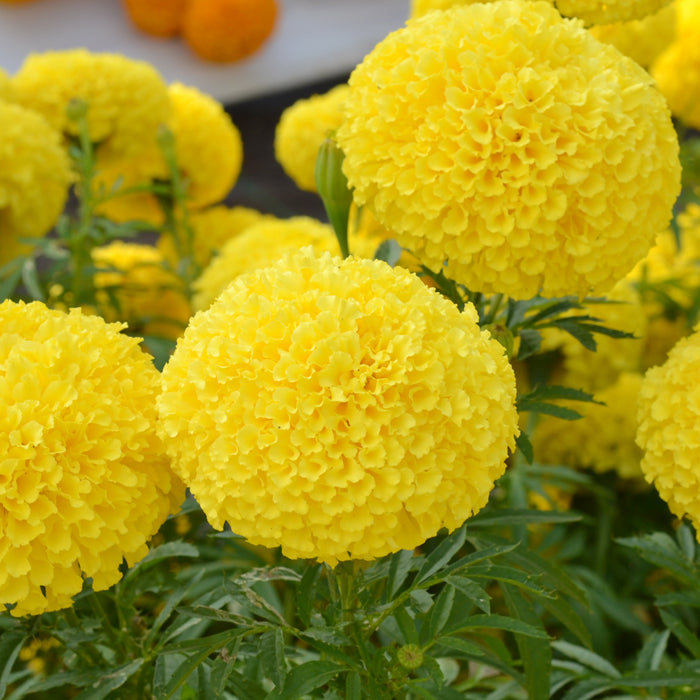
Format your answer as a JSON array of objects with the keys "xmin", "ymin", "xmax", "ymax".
[
  {"xmin": 589, "ymin": 2, "xmax": 676, "ymax": 68},
  {"xmin": 274, "ymin": 84, "xmax": 350, "ymax": 192},
  {"xmin": 11, "ymin": 49, "xmax": 171, "ymax": 160},
  {"xmin": 652, "ymin": 34, "xmax": 700, "ymax": 128},
  {"xmin": 0, "ymin": 301, "xmax": 185, "ymax": 617},
  {"xmin": 337, "ymin": 1, "xmax": 681, "ymax": 299},
  {"xmin": 0, "ymin": 101, "xmax": 72, "ymax": 265},
  {"xmin": 92, "ymin": 241, "xmax": 191, "ymax": 340},
  {"xmin": 637, "ymin": 328, "xmax": 700, "ymax": 535},
  {"xmin": 557, "ymin": 0, "xmax": 672, "ymax": 24},
  {"xmin": 533, "ymin": 372, "xmax": 645, "ymax": 480},
  {"xmin": 192, "ymin": 216, "xmax": 338, "ymax": 310},
  {"xmin": 158, "ymin": 248, "xmax": 518, "ymax": 565}
]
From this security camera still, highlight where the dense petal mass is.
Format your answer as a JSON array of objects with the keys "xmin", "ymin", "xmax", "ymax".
[
  {"xmin": 337, "ymin": 1, "xmax": 680, "ymax": 299},
  {"xmin": 637, "ymin": 329, "xmax": 700, "ymax": 536},
  {"xmin": 0, "ymin": 301, "xmax": 185, "ymax": 616},
  {"xmin": 158, "ymin": 249, "xmax": 518, "ymax": 565}
]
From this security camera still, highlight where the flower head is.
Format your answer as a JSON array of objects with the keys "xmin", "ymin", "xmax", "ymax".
[
  {"xmin": 274, "ymin": 84, "xmax": 350, "ymax": 192},
  {"xmin": 637, "ymin": 328, "xmax": 700, "ymax": 535},
  {"xmin": 556, "ymin": 0, "xmax": 672, "ymax": 24},
  {"xmin": 11, "ymin": 49, "xmax": 171, "ymax": 160},
  {"xmin": 0, "ymin": 101, "xmax": 72, "ymax": 265},
  {"xmin": 158, "ymin": 248, "xmax": 518, "ymax": 565},
  {"xmin": 0, "ymin": 301, "xmax": 184, "ymax": 616},
  {"xmin": 337, "ymin": 1, "xmax": 680, "ymax": 299},
  {"xmin": 123, "ymin": 0, "xmax": 188, "ymax": 36}
]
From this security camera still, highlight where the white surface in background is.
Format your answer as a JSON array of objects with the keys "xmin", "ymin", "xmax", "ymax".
[{"xmin": 0, "ymin": 0, "xmax": 410, "ymax": 103}]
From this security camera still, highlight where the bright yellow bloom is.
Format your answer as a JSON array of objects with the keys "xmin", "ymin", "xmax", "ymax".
[
  {"xmin": 158, "ymin": 204, "xmax": 274, "ymax": 270},
  {"xmin": 637, "ymin": 328, "xmax": 700, "ymax": 535},
  {"xmin": 533, "ymin": 372, "xmax": 646, "ymax": 480},
  {"xmin": 337, "ymin": 1, "xmax": 681, "ymax": 299},
  {"xmin": 0, "ymin": 101, "xmax": 72, "ymax": 265},
  {"xmin": 191, "ymin": 216, "xmax": 338, "ymax": 310},
  {"xmin": 11, "ymin": 49, "xmax": 171, "ymax": 160},
  {"xmin": 557, "ymin": 0, "xmax": 672, "ymax": 24},
  {"xmin": 589, "ymin": 2, "xmax": 676, "ymax": 68},
  {"xmin": 158, "ymin": 248, "xmax": 518, "ymax": 565},
  {"xmin": 0, "ymin": 301, "xmax": 185, "ymax": 617},
  {"xmin": 92, "ymin": 241, "xmax": 191, "ymax": 340},
  {"xmin": 274, "ymin": 84, "xmax": 350, "ymax": 192},
  {"xmin": 0, "ymin": 69, "xmax": 13, "ymax": 100}
]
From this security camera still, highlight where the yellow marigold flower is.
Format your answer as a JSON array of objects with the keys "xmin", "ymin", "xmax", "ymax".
[
  {"xmin": 191, "ymin": 216, "xmax": 338, "ymax": 310},
  {"xmin": 0, "ymin": 101, "xmax": 72, "ymax": 265},
  {"xmin": 0, "ymin": 301, "xmax": 185, "ymax": 617},
  {"xmin": 337, "ymin": 1, "xmax": 681, "ymax": 300},
  {"xmin": 12, "ymin": 49, "xmax": 171, "ymax": 160},
  {"xmin": 533, "ymin": 372, "xmax": 646, "ymax": 480},
  {"xmin": 158, "ymin": 204, "xmax": 274, "ymax": 270},
  {"xmin": 589, "ymin": 2, "xmax": 676, "ymax": 68},
  {"xmin": 677, "ymin": 0, "xmax": 700, "ymax": 30},
  {"xmin": 557, "ymin": 0, "xmax": 672, "ymax": 24},
  {"xmin": 0, "ymin": 69, "xmax": 14, "ymax": 100},
  {"xmin": 637, "ymin": 328, "xmax": 700, "ymax": 534},
  {"xmin": 274, "ymin": 84, "xmax": 350, "ymax": 193},
  {"xmin": 158, "ymin": 248, "xmax": 518, "ymax": 565},
  {"xmin": 92, "ymin": 241, "xmax": 191, "ymax": 340},
  {"xmin": 652, "ymin": 34, "xmax": 700, "ymax": 128}
]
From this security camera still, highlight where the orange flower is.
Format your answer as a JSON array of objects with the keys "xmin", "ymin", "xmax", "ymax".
[
  {"xmin": 182, "ymin": 0, "xmax": 278, "ymax": 63},
  {"xmin": 123, "ymin": 0, "xmax": 189, "ymax": 37}
]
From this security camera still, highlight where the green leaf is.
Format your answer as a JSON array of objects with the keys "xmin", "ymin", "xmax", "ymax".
[
  {"xmin": 0, "ymin": 257, "xmax": 23, "ymax": 301},
  {"xmin": 424, "ymin": 585, "xmax": 455, "ymax": 642},
  {"xmin": 467, "ymin": 508, "xmax": 582, "ymax": 528},
  {"xmin": 434, "ymin": 636, "xmax": 485, "ymax": 658},
  {"xmin": 445, "ymin": 575, "xmax": 491, "ymax": 614},
  {"xmin": 614, "ymin": 668, "xmax": 700, "ymax": 689},
  {"xmin": 517, "ymin": 328, "xmax": 542, "ymax": 360},
  {"xmin": 373, "ymin": 239, "xmax": 403, "ymax": 266},
  {"xmin": 551, "ymin": 640, "xmax": 620, "ymax": 678},
  {"xmin": 0, "ymin": 631, "xmax": 26, "ymax": 699},
  {"xmin": 467, "ymin": 564, "xmax": 554, "ymax": 597},
  {"xmin": 658, "ymin": 608, "xmax": 700, "ymax": 658},
  {"xmin": 391, "ymin": 606, "xmax": 420, "ymax": 646},
  {"xmin": 617, "ymin": 533, "xmax": 698, "ymax": 586},
  {"xmin": 72, "ymin": 659, "xmax": 144, "ymax": 700},
  {"xmin": 453, "ymin": 613, "xmax": 550, "ymax": 639},
  {"xmin": 414, "ymin": 526, "xmax": 467, "ymax": 586},
  {"xmin": 387, "ymin": 549, "xmax": 416, "ymax": 599},
  {"xmin": 515, "ymin": 431, "xmax": 534, "ymax": 464},
  {"xmin": 345, "ymin": 670, "xmax": 362, "ymax": 700},
  {"xmin": 559, "ymin": 678, "xmax": 616, "ymax": 700},
  {"xmin": 297, "ymin": 563, "xmax": 322, "ymax": 628},
  {"xmin": 224, "ymin": 668, "xmax": 268, "ymax": 700},
  {"xmin": 161, "ymin": 627, "xmax": 263, "ymax": 655},
  {"xmin": 503, "ymin": 585, "xmax": 551, "ymax": 700},
  {"xmin": 21, "ymin": 257, "xmax": 45, "ymax": 301},
  {"xmin": 635, "ymin": 629, "xmax": 670, "ymax": 671},
  {"xmin": 260, "ymin": 628, "xmax": 286, "ymax": 689},
  {"xmin": 267, "ymin": 660, "xmax": 345, "ymax": 700},
  {"xmin": 539, "ymin": 591, "xmax": 592, "ymax": 649}
]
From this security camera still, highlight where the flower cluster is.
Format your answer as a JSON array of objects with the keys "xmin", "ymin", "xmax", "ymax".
[
  {"xmin": 0, "ymin": 301, "xmax": 184, "ymax": 616},
  {"xmin": 637, "ymin": 328, "xmax": 700, "ymax": 535},
  {"xmin": 337, "ymin": 1, "xmax": 681, "ymax": 300},
  {"xmin": 158, "ymin": 249, "xmax": 518, "ymax": 565}
]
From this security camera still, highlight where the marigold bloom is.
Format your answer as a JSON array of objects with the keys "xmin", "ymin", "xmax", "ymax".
[
  {"xmin": 11, "ymin": 49, "xmax": 171, "ymax": 161},
  {"xmin": 92, "ymin": 241, "xmax": 191, "ymax": 340},
  {"xmin": 337, "ymin": 1, "xmax": 680, "ymax": 300},
  {"xmin": 0, "ymin": 301, "xmax": 185, "ymax": 617},
  {"xmin": 533, "ymin": 372, "xmax": 645, "ymax": 481},
  {"xmin": 158, "ymin": 249, "xmax": 518, "ymax": 565},
  {"xmin": 182, "ymin": 0, "xmax": 278, "ymax": 63},
  {"xmin": 123, "ymin": 0, "xmax": 188, "ymax": 37},
  {"xmin": 0, "ymin": 101, "xmax": 72, "ymax": 265},
  {"xmin": 637, "ymin": 329, "xmax": 700, "ymax": 535},
  {"xmin": 275, "ymin": 84, "xmax": 350, "ymax": 192},
  {"xmin": 192, "ymin": 216, "xmax": 338, "ymax": 310},
  {"xmin": 557, "ymin": 0, "xmax": 672, "ymax": 24}
]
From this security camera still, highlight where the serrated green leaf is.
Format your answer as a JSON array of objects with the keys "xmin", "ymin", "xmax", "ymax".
[
  {"xmin": 435, "ymin": 635, "xmax": 485, "ymax": 658},
  {"xmin": 517, "ymin": 401, "xmax": 583, "ymax": 420},
  {"xmin": 539, "ymin": 590, "xmax": 592, "ymax": 649},
  {"xmin": 392, "ymin": 605, "xmax": 420, "ymax": 646},
  {"xmin": 424, "ymin": 585, "xmax": 455, "ymax": 643},
  {"xmin": 552, "ymin": 640, "xmax": 620, "ymax": 678},
  {"xmin": 515, "ymin": 431, "xmax": 534, "ymax": 464},
  {"xmin": 387, "ymin": 549, "xmax": 416, "ymax": 599},
  {"xmin": 453, "ymin": 613, "xmax": 549, "ymax": 639},
  {"xmin": 345, "ymin": 670, "xmax": 362, "ymax": 700},
  {"xmin": 414, "ymin": 526, "xmax": 466, "ymax": 586},
  {"xmin": 260, "ymin": 628, "xmax": 286, "ymax": 689},
  {"xmin": 658, "ymin": 608, "xmax": 700, "ymax": 658},
  {"xmin": 468, "ymin": 508, "xmax": 582, "ymax": 528},
  {"xmin": 225, "ymin": 668, "xmax": 268, "ymax": 700},
  {"xmin": 445, "ymin": 575, "xmax": 491, "ymax": 614},
  {"xmin": 614, "ymin": 668, "xmax": 700, "ymax": 688},
  {"xmin": 559, "ymin": 677, "xmax": 615, "ymax": 700},
  {"xmin": 517, "ymin": 328, "xmax": 542, "ymax": 360},
  {"xmin": 617, "ymin": 533, "xmax": 698, "ymax": 586},
  {"xmin": 0, "ymin": 631, "xmax": 26, "ymax": 699},
  {"xmin": 297, "ymin": 563, "xmax": 322, "ymax": 628},
  {"xmin": 468, "ymin": 564, "xmax": 554, "ymax": 597},
  {"xmin": 268, "ymin": 660, "xmax": 345, "ymax": 700},
  {"xmin": 72, "ymin": 659, "xmax": 144, "ymax": 700},
  {"xmin": 635, "ymin": 630, "xmax": 670, "ymax": 671}
]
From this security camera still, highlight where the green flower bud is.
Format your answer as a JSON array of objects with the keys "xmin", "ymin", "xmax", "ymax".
[{"xmin": 397, "ymin": 644, "xmax": 424, "ymax": 670}]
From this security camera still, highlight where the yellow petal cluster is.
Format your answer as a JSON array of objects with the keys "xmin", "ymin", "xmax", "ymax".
[
  {"xmin": 11, "ymin": 49, "xmax": 171, "ymax": 160},
  {"xmin": 0, "ymin": 301, "xmax": 185, "ymax": 616},
  {"xmin": 337, "ymin": 1, "xmax": 681, "ymax": 299},
  {"xmin": 637, "ymin": 329, "xmax": 700, "ymax": 535},
  {"xmin": 556, "ymin": 0, "xmax": 672, "ymax": 24},
  {"xmin": 589, "ymin": 2, "xmax": 676, "ymax": 68},
  {"xmin": 191, "ymin": 216, "xmax": 338, "ymax": 311},
  {"xmin": 0, "ymin": 101, "xmax": 72, "ymax": 265},
  {"xmin": 158, "ymin": 248, "xmax": 518, "ymax": 565},
  {"xmin": 92, "ymin": 241, "xmax": 191, "ymax": 340},
  {"xmin": 274, "ymin": 84, "xmax": 350, "ymax": 192},
  {"xmin": 533, "ymin": 372, "xmax": 646, "ymax": 481}
]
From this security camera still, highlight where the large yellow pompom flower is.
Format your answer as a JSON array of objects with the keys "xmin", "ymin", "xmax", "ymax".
[
  {"xmin": 0, "ymin": 301, "xmax": 185, "ymax": 617},
  {"xmin": 274, "ymin": 84, "xmax": 350, "ymax": 192},
  {"xmin": 337, "ymin": 1, "xmax": 680, "ymax": 300},
  {"xmin": 158, "ymin": 248, "xmax": 518, "ymax": 565},
  {"xmin": 11, "ymin": 49, "xmax": 171, "ymax": 160},
  {"xmin": 637, "ymin": 328, "xmax": 700, "ymax": 536},
  {"xmin": 0, "ymin": 101, "xmax": 72, "ymax": 265}
]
